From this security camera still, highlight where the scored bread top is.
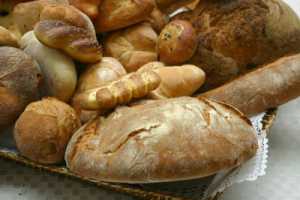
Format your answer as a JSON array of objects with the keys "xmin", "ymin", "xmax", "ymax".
[{"xmin": 65, "ymin": 97, "xmax": 258, "ymax": 183}]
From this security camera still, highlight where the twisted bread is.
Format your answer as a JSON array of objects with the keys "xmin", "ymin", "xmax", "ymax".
[{"xmin": 75, "ymin": 71, "xmax": 161, "ymax": 111}]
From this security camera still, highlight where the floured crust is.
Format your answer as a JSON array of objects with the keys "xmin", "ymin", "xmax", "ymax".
[{"xmin": 66, "ymin": 97, "xmax": 258, "ymax": 183}]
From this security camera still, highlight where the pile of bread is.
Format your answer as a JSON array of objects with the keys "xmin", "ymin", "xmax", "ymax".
[{"xmin": 0, "ymin": 0, "xmax": 300, "ymax": 183}]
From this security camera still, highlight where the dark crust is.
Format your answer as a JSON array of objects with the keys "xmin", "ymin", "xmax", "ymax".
[{"xmin": 175, "ymin": 0, "xmax": 300, "ymax": 90}]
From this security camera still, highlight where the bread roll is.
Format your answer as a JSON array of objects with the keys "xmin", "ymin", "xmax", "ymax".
[
  {"xmin": 12, "ymin": 0, "xmax": 69, "ymax": 35},
  {"xmin": 104, "ymin": 23, "xmax": 158, "ymax": 72},
  {"xmin": 146, "ymin": 7, "xmax": 169, "ymax": 32},
  {"xmin": 68, "ymin": 0, "xmax": 101, "ymax": 19},
  {"xmin": 175, "ymin": 0, "xmax": 300, "ymax": 90},
  {"xmin": 158, "ymin": 19, "xmax": 197, "ymax": 65},
  {"xmin": 0, "ymin": 26, "xmax": 18, "ymax": 47},
  {"xmin": 20, "ymin": 31, "xmax": 77, "ymax": 102},
  {"xmin": 75, "ymin": 70, "xmax": 161, "ymax": 111},
  {"xmin": 95, "ymin": 0, "xmax": 155, "ymax": 32},
  {"xmin": 138, "ymin": 62, "xmax": 205, "ymax": 98},
  {"xmin": 200, "ymin": 54, "xmax": 300, "ymax": 116},
  {"xmin": 0, "ymin": 47, "xmax": 41, "ymax": 128},
  {"xmin": 72, "ymin": 57, "xmax": 127, "ymax": 123},
  {"xmin": 34, "ymin": 20, "xmax": 102, "ymax": 63},
  {"xmin": 65, "ymin": 97, "xmax": 258, "ymax": 183},
  {"xmin": 14, "ymin": 98, "xmax": 80, "ymax": 164}
]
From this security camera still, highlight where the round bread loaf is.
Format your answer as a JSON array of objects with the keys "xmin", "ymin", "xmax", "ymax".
[
  {"xmin": 175, "ymin": 0, "xmax": 300, "ymax": 90},
  {"xmin": 65, "ymin": 97, "xmax": 258, "ymax": 183}
]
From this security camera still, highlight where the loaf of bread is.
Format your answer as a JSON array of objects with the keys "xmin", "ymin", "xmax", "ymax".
[
  {"xmin": 200, "ymin": 54, "xmax": 300, "ymax": 116},
  {"xmin": 65, "ymin": 97, "xmax": 258, "ymax": 183},
  {"xmin": 0, "ymin": 47, "xmax": 41, "ymax": 128},
  {"xmin": 175, "ymin": 0, "xmax": 300, "ymax": 90},
  {"xmin": 14, "ymin": 98, "xmax": 80, "ymax": 164}
]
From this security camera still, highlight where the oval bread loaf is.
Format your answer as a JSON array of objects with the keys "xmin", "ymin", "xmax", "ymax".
[{"xmin": 65, "ymin": 97, "xmax": 258, "ymax": 183}]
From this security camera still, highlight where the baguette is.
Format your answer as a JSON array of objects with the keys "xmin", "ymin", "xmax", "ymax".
[
  {"xmin": 200, "ymin": 54, "xmax": 300, "ymax": 116},
  {"xmin": 65, "ymin": 97, "xmax": 258, "ymax": 183}
]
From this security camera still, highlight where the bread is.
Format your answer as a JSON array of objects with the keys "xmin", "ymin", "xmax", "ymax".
[
  {"xmin": 0, "ymin": 26, "xmax": 19, "ymax": 47},
  {"xmin": 174, "ymin": 0, "xmax": 300, "ymax": 90},
  {"xmin": 200, "ymin": 54, "xmax": 300, "ymax": 116},
  {"xmin": 72, "ymin": 57, "xmax": 127, "ymax": 123},
  {"xmin": 158, "ymin": 19, "xmax": 197, "ymax": 65},
  {"xmin": 39, "ymin": 4, "xmax": 96, "ymax": 36},
  {"xmin": 14, "ymin": 98, "xmax": 80, "ymax": 164},
  {"xmin": 76, "ymin": 57, "xmax": 127, "ymax": 93},
  {"xmin": 104, "ymin": 23, "xmax": 158, "ymax": 72},
  {"xmin": 146, "ymin": 7, "xmax": 169, "ymax": 32},
  {"xmin": 68, "ymin": 0, "xmax": 101, "ymax": 19},
  {"xmin": 95, "ymin": 0, "xmax": 155, "ymax": 32},
  {"xmin": 0, "ymin": 47, "xmax": 42, "ymax": 127},
  {"xmin": 75, "ymin": 71, "xmax": 161, "ymax": 111},
  {"xmin": 138, "ymin": 62, "xmax": 205, "ymax": 99},
  {"xmin": 34, "ymin": 20, "xmax": 102, "ymax": 63},
  {"xmin": 20, "ymin": 31, "xmax": 77, "ymax": 102},
  {"xmin": 12, "ymin": 0, "xmax": 68, "ymax": 35},
  {"xmin": 65, "ymin": 97, "xmax": 258, "ymax": 183}
]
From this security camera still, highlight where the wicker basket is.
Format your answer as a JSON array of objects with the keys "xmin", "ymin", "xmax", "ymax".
[{"xmin": 0, "ymin": 109, "xmax": 277, "ymax": 200}]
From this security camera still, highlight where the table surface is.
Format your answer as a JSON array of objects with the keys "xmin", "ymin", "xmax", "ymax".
[{"xmin": 1, "ymin": 1, "xmax": 300, "ymax": 200}]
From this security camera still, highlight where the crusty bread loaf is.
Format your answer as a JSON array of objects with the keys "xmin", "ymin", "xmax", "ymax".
[
  {"xmin": 175, "ymin": 0, "xmax": 300, "ymax": 90},
  {"xmin": 0, "ymin": 47, "xmax": 41, "ymax": 128},
  {"xmin": 200, "ymin": 54, "xmax": 300, "ymax": 116},
  {"xmin": 65, "ymin": 97, "xmax": 258, "ymax": 183},
  {"xmin": 15, "ymin": 98, "xmax": 80, "ymax": 164}
]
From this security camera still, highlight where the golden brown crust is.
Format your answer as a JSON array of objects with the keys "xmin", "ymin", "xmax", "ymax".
[
  {"xmin": 95, "ymin": 0, "xmax": 155, "ymax": 32},
  {"xmin": 40, "ymin": 4, "xmax": 96, "ymax": 36},
  {"xmin": 0, "ymin": 26, "xmax": 18, "ymax": 47},
  {"xmin": 14, "ymin": 98, "xmax": 81, "ymax": 164},
  {"xmin": 72, "ymin": 57, "xmax": 127, "ymax": 123},
  {"xmin": 34, "ymin": 20, "xmax": 102, "ymax": 63},
  {"xmin": 12, "ymin": 0, "xmax": 69, "ymax": 35},
  {"xmin": 138, "ymin": 62, "xmax": 205, "ymax": 98},
  {"xmin": 0, "ymin": 47, "xmax": 42, "ymax": 127},
  {"xmin": 75, "ymin": 71, "xmax": 161, "ymax": 111},
  {"xmin": 68, "ymin": 0, "xmax": 101, "ymax": 19},
  {"xmin": 175, "ymin": 0, "xmax": 300, "ymax": 90},
  {"xmin": 65, "ymin": 97, "xmax": 258, "ymax": 183},
  {"xmin": 158, "ymin": 19, "xmax": 197, "ymax": 65},
  {"xmin": 200, "ymin": 54, "xmax": 300, "ymax": 116},
  {"xmin": 104, "ymin": 23, "xmax": 158, "ymax": 72}
]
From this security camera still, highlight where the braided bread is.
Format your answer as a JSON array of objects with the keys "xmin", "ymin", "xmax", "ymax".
[{"xmin": 75, "ymin": 71, "xmax": 161, "ymax": 111}]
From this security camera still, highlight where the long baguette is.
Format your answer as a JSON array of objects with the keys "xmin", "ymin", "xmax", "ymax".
[{"xmin": 199, "ymin": 54, "xmax": 300, "ymax": 116}]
